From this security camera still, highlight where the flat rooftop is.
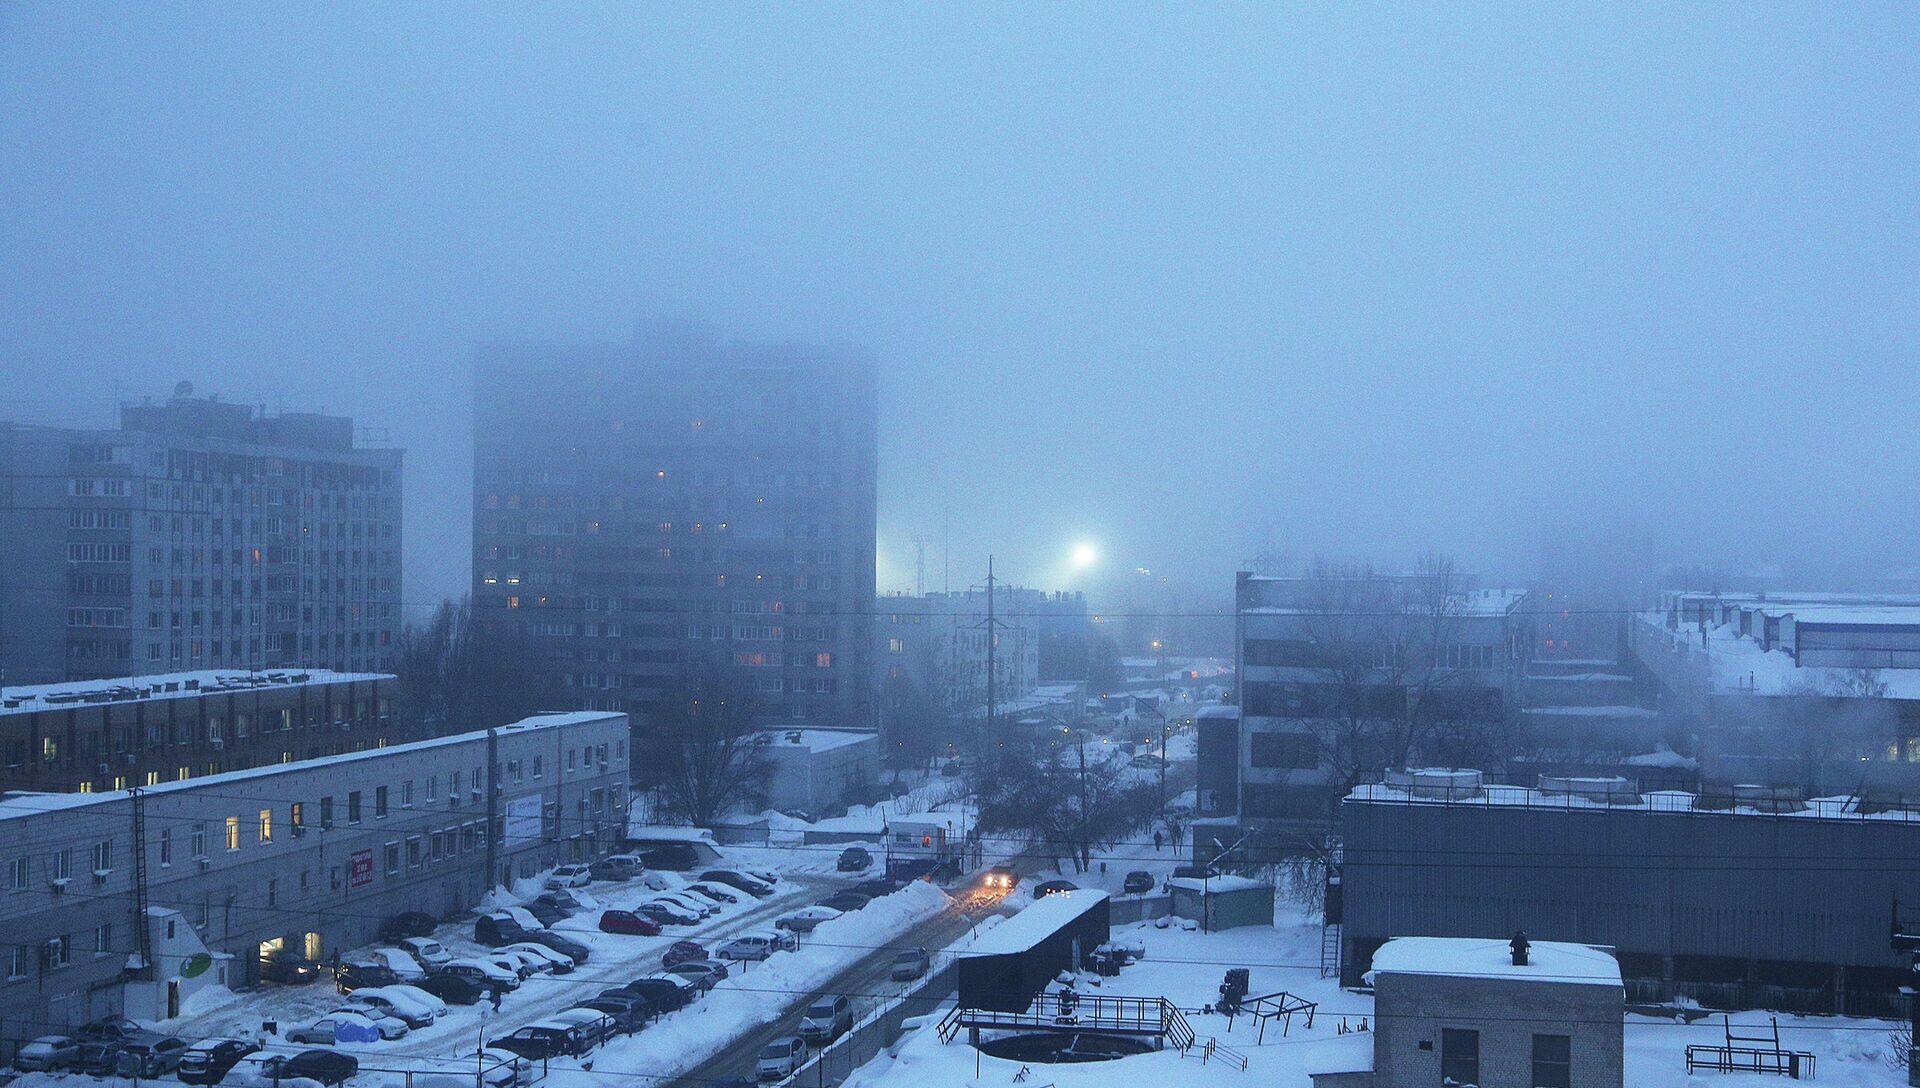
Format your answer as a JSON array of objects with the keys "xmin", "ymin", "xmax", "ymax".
[
  {"xmin": 1346, "ymin": 781, "xmax": 1920, "ymax": 824},
  {"xmin": 963, "ymin": 889, "xmax": 1110, "ymax": 957},
  {"xmin": 753, "ymin": 728, "xmax": 878, "ymax": 753},
  {"xmin": 1, "ymin": 669, "xmax": 392, "ymax": 717},
  {"xmin": 1368, "ymin": 936, "xmax": 1622, "ymax": 986}
]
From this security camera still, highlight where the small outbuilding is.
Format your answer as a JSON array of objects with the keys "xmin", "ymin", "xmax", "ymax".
[
  {"xmin": 958, "ymin": 890, "xmax": 1111, "ymax": 1013},
  {"xmin": 1166, "ymin": 874, "xmax": 1274, "ymax": 931}
]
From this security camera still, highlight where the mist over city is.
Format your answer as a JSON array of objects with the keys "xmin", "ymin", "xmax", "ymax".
[{"xmin": 2, "ymin": 7, "xmax": 1917, "ymax": 1088}]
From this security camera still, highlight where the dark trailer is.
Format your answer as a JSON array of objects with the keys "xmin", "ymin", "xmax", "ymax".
[{"xmin": 958, "ymin": 890, "xmax": 1111, "ymax": 1012}]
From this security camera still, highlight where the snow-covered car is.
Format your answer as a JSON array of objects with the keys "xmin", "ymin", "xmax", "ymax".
[
  {"xmin": 498, "ymin": 942, "xmax": 575, "ymax": 974},
  {"xmin": 287, "ymin": 1010, "xmax": 401, "ymax": 1044},
  {"xmin": 342, "ymin": 987, "xmax": 438, "ymax": 1027},
  {"xmin": 486, "ymin": 951, "xmax": 542, "ymax": 980},
  {"xmin": 638, "ymin": 900, "xmax": 699, "ymax": 926},
  {"xmin": 666, "ymin": 888, "xmax": 723, "ymax": 914},
  {"xmin": 13, "ymin": 1035, "xmax": 80, "ymax": 1072},
  {"xmin": 380, "ymin": 984, "xmax": 449, "ymax": 1019},
  {"xmin": 638, "ymin": 871, "xmax": 674, "ymax": 891},
  {"xmin": 656, "ymin": 892, "xmax": 717, "ymax": 918},
  {"xmin": 440, "ymin": 957, "xmax": 521, "ymax": 991},
  {"xmin": 757, "ymin": 1036, "xmax": 808, "ymax": 1080},
  {"xmin": 221, "ymin": 1053, "xmax": 328, "ymax": 1088},
  {"xmin": 544, "ymin": 864, "xmax": 592, "ymax": 889},
  {"xmin": 701, "ymin": 870, "xmax": 775, "ymax": 897},
  {"xmin": 399, "ymin": 937, "xmax": 452, "ymax": 968},
  {"xmin": 362, "ymin": 946, "xmax": 428, "ymax": 981},
  {"xmin": 774, "ymin": 905, "xmax": 842, "ymax": 933},
  {"xmin": 479, "ymin": 1049, "xmax": 533, "ymax": 1088},
  {"xmin": 687, "ymin": 880, "xmax": 740, "ymax": 904}
]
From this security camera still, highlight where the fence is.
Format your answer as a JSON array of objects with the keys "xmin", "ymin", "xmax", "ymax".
[
  {"xmin": 1108, "ymin": 894, "xmax": 1173, "ymax": 926},
  {"xmin": 776, "ymin": 962, "xmax": 959, "ymax": 1088}
]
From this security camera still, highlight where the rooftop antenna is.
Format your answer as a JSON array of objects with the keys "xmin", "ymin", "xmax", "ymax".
[{"xmin": 912, "ymin": 536, "xmax": 931, "ymax": 598}]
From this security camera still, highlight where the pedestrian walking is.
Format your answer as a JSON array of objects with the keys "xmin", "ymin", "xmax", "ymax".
[
  {"xmin": 490, "ymin": 986, "xmax": 503, "ymax": 1012},
  {"xmin": 1154, "ymin": 829, "xmax": 1163, "ymax": 852}
]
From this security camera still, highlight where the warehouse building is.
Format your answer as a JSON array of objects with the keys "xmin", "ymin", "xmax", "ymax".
[{"xmin": 0, "ymin": 710, "xmax": 629, "ymax": 1032}]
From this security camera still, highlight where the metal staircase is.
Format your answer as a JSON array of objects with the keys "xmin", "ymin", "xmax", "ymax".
[{"xmin": 1319, "ymin": 922, "xmax": 1341, "ymax": 979}]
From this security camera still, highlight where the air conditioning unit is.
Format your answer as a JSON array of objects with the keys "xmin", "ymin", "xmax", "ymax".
[
  {"xmin": 209, "ymin": 738, "xmax": 224, "ymax": 750},
  {"xmin": 92, "ymin": 869, "xmax": 111, "ymax": 884},
  {"xmin": 97, "ymin": 763, "xmax": 111, "ymax": 776},
  {"xmin": 49, "ymin": 878, "xmax": 69, "ymax": 894},
  {"xmin": 195, "ymin": 856, "xmax": 211, "ymax": 871},
  {"xmin": 290, "ymin": 825, "xmax": 306, "ymax": 838}
]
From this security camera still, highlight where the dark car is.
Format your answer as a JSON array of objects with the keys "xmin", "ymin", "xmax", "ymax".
[
  {"xmin": 531, "ymin": 891, "xmax": 584, "ymax": 916},
  {"xmin": 521, "ymin": 901, "xmax": 569, "ymax": 928},
  {"xmin": 1122, "ymin": 870, "xmax": 1155, "ymax": 895},
  {"xmin": 580, "ymin": 996, "xmax": 652, "ymax": 1034},
  {"xmin": 74, "ymin": 1040, "xmax": 122, "ymax": 1076},
  {"xmin": 588, "ymin": 859, "xmax": 631, "ymax": 882},
  {"xmin": 613, "ymin": 976, "xmax": 692, "ymax": 1013},
  {"xmin": 848, "ymin": 878, "xmax": 899, "ymax": 900},
  {"xmin": 74, "ymin": 1018, "xmax": 144, "ymax": 1043},
  {"xmin": 178, "ymin": 1039, "xmax": 259, "ymax": 1084},
  {"xmin": 662, "ymin": 940, "xmax": 707, "ymax": 969},
  {"xmin": 283, "ymin": 1049, "xmax": 359, "ymax": 1087},
  {"xmin": 377, "ymin": 911, "xmax": 438, "ymax": 942},
  {"xmin": 638, "ymin": 843, "xmax": 701, "ymax": 872},
  {"xmin": 600, "ymin": 909, "xmax": 662, "ymax": 936},
  {"xmin": 1034, "ymin": 879, "xmax": 1078, "ymax": 898},
  {"xmin": 491, "ymin": 1026, "xmax": 576, "ymax": 1061},
  {"xmin": 664, "ymin": 963, "xmax": 723, "ymax": 992},
  {"xmin": 984, "ymin": 865, "xmax": 1016, "ymax": 891},
  {"xmin": 115, "ymin": 1034, "xmax": 190, "ymax": 1076},
  {"xmin": 700, "ymin": 869, "xmax": 774, "ymax": 898},
  {"xmin": 816, "ymin": 892, "xmax": 871, "ymax": 913},
  {"xmin": 1169, "ymin": 865, "xmax": 1219, "ymax": 882},
  {"xmin": 836, "ymin": 847, "xmax": 872, "ymax": 872},
  {"xmin": 414, "ymin": 971, "xmax": 487, "ymax": 1005},
  {"xmin": 521, "ymin": 929, "xmax": 591, "ymax": 965},
  {"xmin": 474, "ymin": 912, "xmax": 535, "ymax": 946},
  {"xmin": 336, "ymin": 960, "xmax": 402, "ymax": 994},
  {"xmin": 261, "ymin": 949, "xmax": 323, "ymax": 984},
  {"xmin": 635, "ymin": 902, "xmax": 692, "ymax": 927}
]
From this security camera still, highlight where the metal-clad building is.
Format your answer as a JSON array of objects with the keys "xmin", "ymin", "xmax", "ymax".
[
  {"xmin": 0, "ymin": 711, "xmax": 629, "ymax": 1034},
  {"xmin": 957, "ymin": 890, "xmax": 1110, "ymax": 1013},
  {"xmin": 1341, "ymin": 790, "xmax": 1920, "ymax": 1017}
]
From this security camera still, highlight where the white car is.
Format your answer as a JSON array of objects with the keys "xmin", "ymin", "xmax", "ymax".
[
  {"xmin": 382, "ymin": 984, "xmax": 449, "ymax": 1019},
  {"xmin": 344, "ymin": 986, "xmax": 438, "ymax": 1027},
  {"xmin": 398, "ymin": 937, "xmax": 452, "ymax": 968},
  {"xmin": 486, "ymin": 951, "xmax": 541, "ymax": 980},
  {"xmin": 644, "ymin": 899, "xmax": 702, "ymax": 925},
  {"xmin": 638, "ymin": 871, "xmax": 673, "ymax": 891},
  {"xmin": 757, "ymin": 1035, "xmax": 808, "ymax": 1080},
  {"xmin": 544, "ymin": 864, "xmax": 592, "ymax": 889},
  {"xmin": 774, "ymin": 905, "xmax": 842, "ymax": 933},
  {"xmin": 498, "ymin": 942, "xmax": 574, "ymax": 975},
  {"xmin": 500, "ymin": 906, "xmax": 546, "ymax": 931},
  {"xmin": 287, "ymin": 1009, "xmax": 403, "ymax": 1043},
  {"xmin": 658, "ymin": 892, "xmax": 717, "ymax": 918},
  {"xmin": 362, "ymin": 946, "xmax": 427, "ymax": 981},
  {"xmin": 688, "ymin": 881, "xmax": 741, "ymax": 904}
]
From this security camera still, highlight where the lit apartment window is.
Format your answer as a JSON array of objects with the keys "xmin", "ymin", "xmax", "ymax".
[
  {"xmin": 258, "ymin": 808, "xmax": 272, "ymax": 844},
  {"xmin": 225, "ymin": 816, "xmax": 240, "ymax": 851}
]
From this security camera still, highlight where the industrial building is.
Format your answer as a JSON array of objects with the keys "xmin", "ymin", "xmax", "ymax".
[
  {"xmin": 472, "ymin": 327, "xmax": 877, "ymax": 732},
  {"xmin": 0, "ymin": 711, "xmax": 629, "ymax": 1032},
  {"xmin": 752, "ymin": 727, "xmax": 880, "ymax": 816},
  {"xmin": 0, "ymin": 389, "xmax": 404, "ymax": 685},
  {"xmin": 1339, "ymin": 770, "xmax": 1918, "ymax": 1018},
  {"xmin": 0, "ymin": 669, "xmax": 401, "ymax": 794}
]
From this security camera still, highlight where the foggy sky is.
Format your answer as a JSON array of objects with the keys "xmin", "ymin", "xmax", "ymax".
[{"xmin": 3, "ymin": 4, "xmax": 1916, "ymax": 617}]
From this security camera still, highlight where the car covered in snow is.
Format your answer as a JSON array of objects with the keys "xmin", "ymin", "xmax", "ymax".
[
  {"xmin": 599, "ymin": 908, "xmax": 662, "ymax": 936},
  {"xmin": 287, "ymin": 1010, "xmax": 403, "ymax": 1044},
  {"xmin": 13, "ymin": 1035, "xmax": 81, "ymax": 1072},
  {"xmin": 774, "ymin": 905, "xmax": 843, "ymax": 933},
  {"xmin": 439, "ymin": 957, "xmax": 521, "ymax": 991},
  {"xmin": 399, "ymin": 937, "xmax": 452, "ymax": 968},
  {"xmin": 498, "ymin": 942, "xmax": 575, "ymax": 974},
  {"xmin": 701, "ymin": 869, "xmax": 775, "ymax": 898},
  {"xmin": 178, "ymin": 1039, "xmax": 260, "ymax": 1085},
  {"xmin": 342, "ymin": 987, "xmax": 439, "ymax": 1028}
]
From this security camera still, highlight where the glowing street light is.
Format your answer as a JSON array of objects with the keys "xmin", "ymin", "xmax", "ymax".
[{"xmin": 1070, "ymin": 542, "xmax": 1098, "ymax": 569}]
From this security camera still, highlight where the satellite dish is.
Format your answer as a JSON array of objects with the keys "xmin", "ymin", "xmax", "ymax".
[{"xmin": 174, "ymin": 381, "xmax": 194, "ymax": 398}]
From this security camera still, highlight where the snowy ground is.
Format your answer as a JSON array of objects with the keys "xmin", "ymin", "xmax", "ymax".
[{"xmin": 842, "ymin": 897, "xmax": 1906, "ymax": 1088}]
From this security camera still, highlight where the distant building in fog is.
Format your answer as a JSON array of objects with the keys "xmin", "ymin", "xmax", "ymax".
[
  {"xmin": 876, "ymin": 589, "xmax": 1041, "ymax": 715},
  {"xmin": 472, "ymin": 329, "xmax": 877, "ymax": 732},
  {"xmin": 0, "ymin": 391, "xmax": 403, "ymax": 685}
]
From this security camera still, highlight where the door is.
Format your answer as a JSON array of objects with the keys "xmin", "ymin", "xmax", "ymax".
[
  {"xmin": 167, "ymin": 981, "xmax": 181, "ymax": 1019},
  {"xmin": 304, "ymin": 932, "xmax": 323, "ymax": 961}
]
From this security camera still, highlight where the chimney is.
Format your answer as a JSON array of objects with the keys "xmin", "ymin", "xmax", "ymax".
[{"xmin": 1510, "ymin": 931, "xmax": 1530, "ymax": 967}]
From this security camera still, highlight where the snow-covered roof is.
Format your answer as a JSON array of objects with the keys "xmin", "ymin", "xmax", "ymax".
[
  {"xmin": 0, "ymin": 710, "xmax": 621, "ymax": 823},
  {"xmin": 0, "ymin": 668, "xmax": 392, "ymax": 716},
  {"xmin": 753, "ymin": 728, "xmax": 878, "ymax": 753},
  {"xmin": 1639, "ymin": 612, "xmax": 1920, "ymax": 699},
  {"xmin": 1368, "ymin": 937, "xmax": 1621, "ymax": 986},
  {"xmin": 1521, "ymin": 705, "xmax": 1657, "ymax": 718},
  {"xmin": 1195, "ymin": 704, "xmax": 1240, "ymax": 720},
  {"xmin": 1166, "ymin": 875, "xmax": 1269, "ymax": 894},
  {"xmin": 962, "ymin": 890, "xmax": 1110, "ymax": 957}
]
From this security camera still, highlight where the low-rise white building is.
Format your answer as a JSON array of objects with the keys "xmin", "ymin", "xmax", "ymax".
[{"xmin": 753, "ymin": 728, "xmax": 880, "ymax": 816}]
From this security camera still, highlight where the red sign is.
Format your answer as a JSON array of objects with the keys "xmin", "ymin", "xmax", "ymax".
[{"xmin": 349, "ymin": 849, "xmax": 374, "ymax": 889}]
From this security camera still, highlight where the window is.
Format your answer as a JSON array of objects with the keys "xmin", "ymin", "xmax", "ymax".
[
  {"xmin": 258, "ymin": 808, "xmax": 272, "ymax": 844},
  {"xmin": 191, "ymin": 823, "xmax": 206, "ymax": 858},
  {"xmin": 95, "ymin": 923, "xmax": 112, "ymax": 955},
  {"xmin": 290, "ymin": 802, "xmax": 304, "ymax": 830},
  {"xmin": 7, "ymin": 857, "xmax": 27, "ymax": 890},
  {"xmin": 266, "ymin": 879, "xmax": 277, "ymax": 907},
  {"xmin": 347, "ymin": 791, "xmax": 362, "ymax": 823},
  {"xmin": 46, "ymin": 934, "xmax": 72, "ymax": 969},
  {"xmin": 532, "ymin": 756, "xmax": 542, "ymax": 779},
  {"xmin": 7, "ymin": 945, "xmax": 25, "ymax": 979},
  {"xmin": 50, "ymin": 848, "xmax": 71, "ymax": 881},
  {"xmin": 1531, "ymin": 1034, "xmax": 1571, "ymax": 1088},
  {"xmin": 225, "ymin": 816, "xmax": 240, "ymax": 851},
  {"xmin": 401, "ymin": 780, "xmax": 414, "ymax": 807},
  {"xmin": 1440, "ymin": 1028, "xmax": 1479, "ymax": 1088},
  {"xmin": 90, "ymin": 839, "xmax": 113, "ymax": 872},
  {"xmin": 320, "ymin": 796, "xmax": 334, "ymax": 828},
  {"xmin": 406, "ymin": 837, "xmax": 422, "ymax": 869},
  {"xmin": 1250, "ymin": 731, "xmax": 1320, "ymax": 769},
  {"xmin": 426, "ymin": 775, "xmax": 439, "ymax": 801},
  {"xmin": 375, "ymin": 786, "xmax": 388, "ymax": 817},
  {"xmin": 383, "ymin": 842, "xmax": 400, "ymax": 875}
]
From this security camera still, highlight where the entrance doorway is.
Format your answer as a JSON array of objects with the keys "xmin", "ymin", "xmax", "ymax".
[
  {"xmin": 303, "ymin": 932, "xmax": 323, "ymax": 961},
  {"xmin": 167, "ymin": 980, "xmax": 180, "ymax": 1019}
]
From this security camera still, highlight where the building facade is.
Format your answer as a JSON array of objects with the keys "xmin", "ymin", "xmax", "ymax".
[
  {"xmin": 0, "ymin": 711, "xmax": 629, "ymax": 1033},
  {"xmin": 1220, "ymin": 571, "xmax": 1532, "ymax": 827},
  {"xmin": 876, "ymin": 590, "xmax": 1041, "ymax": 714},
  {"xmin": 0, "ymin": 392, "xmax": 403, "ymax": 686},
  {"xmin": 752, "ymin": 728, "xmax": 880, "ymax": 815},
  {"xmin": 472, "ymin": 329, "xmax": 877, "ymax": 733},
  {"xmin": 0, "ymin": 669, "xmax": 401, "ymax": 794}
]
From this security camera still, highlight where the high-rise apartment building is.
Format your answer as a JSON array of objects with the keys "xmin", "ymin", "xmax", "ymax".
[
  {"xmin": 0, "ymin": 390, "xmax": 404, "ymax": 685},
  {"xmin": 472, "ymin": 329, "xmax": 877, "ymax": 731}
]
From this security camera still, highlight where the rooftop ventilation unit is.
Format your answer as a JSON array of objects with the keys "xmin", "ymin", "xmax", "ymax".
[
  {"xmin": 1536, "ymin": 775, "xmax": 1640, "ymax": 805},
  {"xmin": 1383, "ymin": 767, "xmax": 1484, "ymax": 800}
]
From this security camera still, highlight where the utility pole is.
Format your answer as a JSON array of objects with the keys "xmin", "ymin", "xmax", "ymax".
[{"xmin": 984, "ymin": 556, "xmax": 997, "ymax": 760}]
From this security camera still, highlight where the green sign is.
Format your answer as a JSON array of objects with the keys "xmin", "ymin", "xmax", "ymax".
[{"xmin": 181, "ymin": 953, "xmax": 212, "ymax": 979}]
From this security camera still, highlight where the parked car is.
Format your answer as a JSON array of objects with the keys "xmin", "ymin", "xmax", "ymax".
[
  {"xmin": 474, "ymin": 912, "xmax": 535, "ymax": 946},
  {"xmin": 484, "ymin": 952, "xmax": 540, "ymax": 980},
  {"xmin": 849, "ymin": 878, "xmax": 900, "ymax": 900},
  {"xmin": 530, "ymin": 891, "xmax": 584, "ymax": 916},
  {"xmin": 1129, "ymin": 754, "xmax": 1166, "ymax": 769},
  {"xmin": 74, "ymin": 1041, "xmax": 123, "ymax": 1076},
  {"xmin": 640, "ymin": 971, "xmax": 702, "ymax": 1003},
  {"xmin": 836, "ymin": 846, "xmax": 872, "ymax": 872},
  {"xmin": 383, "ymin": 984, "xmax": 449, "ymax": 1019},
  {"xmin": 1034, "ymin": 879, "xmax": 1078, "ymax": 898},
  {"xmin": 890, "ymin": 948, "xmax": 931, "ymax": 981},
  {"xmin": 939, "ymin": 760, "xmax": 961, "ymax": 777},
  {"xmin": 599, "ymin": 908, "xmax": 662, "ymax": 936},
  {"xmin": 478, "ymin": 1049, "xmax": 533, "ymax": 1088},
  {"xmin": 520, "ymin": 929, "xmax": 591, "ymax": 964},
  {"xmin": 261, "ymin": 948, "xmax": 323, "ymax": 984},
  {"xmin": 363, "ymin": 946, "xmax": 428, "ymax": 981},
  {"xmin": 115, "ymin": 1033, "xmax": 191, "ymax": 1076},
  {"xmin": 178, "ymin": 1039, "xmax": 259, "ymax": 1085},
  {"xmin": 687, "ymin": 880, "xmax": 740, "ymax": 904},
  {"xmin": 287, "ymin": 1011, "xmax": 387, "ymax": 1044},
  {"xmin": 1122, "ymin": 871, "xmax": 1155, "ymax": 895},
  {"xmin": 378, "ymin": 911, "xmax": 438, "ymax": 941},
  {"xmin": 745, "ymin": 868, "xmax": 780, "ymax": 887},
  {"xmin": 490, "ymin": 1025, "xmax": 576, "ymax": 1061},
  {"xmin": 520, "ymin": 901, "xmax": 569, "ymax": 928},
  {"xmin": 718, "ymin": 930, "xmax": 795, "ymax": 961},
  {"xmin": 638, "ymin": 870, "xmax": 674, "ymax": 891},
  {"xmin": 335, "ymin": 1009, "xmax": 410, "ymax": 1040},
  {"xmin": 545, "ymin": 864, "xmax": 593, "ymax": 889},
  {"xmin": 609, "ymin": 977, "xmax": 691, "ymax": 1014},
  {"xmin": 775, "ymin": 905, "xmax": 842, "ymax": 933},
  {"xmin": 282, "ymin": 1050, "xmax": 359, "ymax": 1087},
  {"xmin": 499, "ymin": 942, "xmax": 575, "ymax": 974},
  {"xmin": 664, "ymin": 963, "xmax": 723, "ymax": 992},
  {"xmin": 756, "ymin": 1036, "xmax": 809, "ymax": 1080},
  {"xmin": 662, "ymin": 939, "xmax": 708, "ymax": 968},
  {"xmin": 413, "ymin": 971, "xmax": 486, "ymax": 1005},
  {"xmin": 798, "ymin": 995, "xmax": 853, "ymax": 1043},
  {"xmin": 589, "ymin": 858, "xmax": 633, "ymax": 882},
  {"xmin": 343, "ymin": 988, "xmax": 437, "ymax": 1028},
  {"xmin": 700, "ymin": 869, "xmax": 774, "ymax": 897},
  {"xmin": 641, "ymin": 899, "xmax": 701, "ymax": 925},
  {"xmin": 440, "ymin": 958, "xmax": 521, "ymax": 992},
  {"xmin": 75, "ymin": 1017, "xmax": 144, "ymax": 1043},
  {"xmin": 658, "ymin": 891, "xmax": 718, "ymax": 917},
  {"xmin": 1169, "ymin": 865, "xmax": 1219, "ymax": 882},
  {"xmin": 336, "ymin": 960, "xmax": 403, "ymax": 993},
  {"xmin": 579, "ymin": 996, "xmax": 651, "ymax": 1034},
  {"xmin": 984, "ymin": 865, "xmax": 1016, "ymax": 890},
  {"xmin": 638, "ymin": 843, "xmax": 701, "ymax": 872},
  {"xmin": 546, "ymin": 1008, "xmax": 615, "ymax": 1050},
  {"xmin": 816, "ymin": 892, "xmax": 871, "ymax": 913},
  {"xmin": 399, "ymin": 936, "xmax": 453, "ymax": 968}
]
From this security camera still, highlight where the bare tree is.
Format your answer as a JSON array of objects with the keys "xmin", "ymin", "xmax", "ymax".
[
  {"xmin": 643, "ymin": 668, "xmax": 770, "ymax": 827},
  {"xmin": 395, "ymin": 596, "xmax": 570, "ymax": 733}
]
